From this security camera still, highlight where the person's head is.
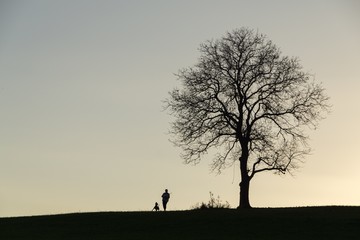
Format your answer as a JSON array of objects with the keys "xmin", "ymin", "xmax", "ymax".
[{"xmin": 165, "ymin": 189, "xmax": 168, "ymax": 193}]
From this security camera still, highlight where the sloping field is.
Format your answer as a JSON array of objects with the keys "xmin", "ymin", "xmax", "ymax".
[{"xmin": 1, "ymin": 207, "xmax": 359, "ymax": 240}]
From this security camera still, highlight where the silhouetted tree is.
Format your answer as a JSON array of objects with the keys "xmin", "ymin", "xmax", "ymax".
[{"xmin": 165, "ymin": 28, "xmax": 330, "ymax": 209}]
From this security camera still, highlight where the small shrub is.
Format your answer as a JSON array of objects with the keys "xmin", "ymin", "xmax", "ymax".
[{"xmin": 192, "ymin": 192, "xmax": 231, "ymax": 210}]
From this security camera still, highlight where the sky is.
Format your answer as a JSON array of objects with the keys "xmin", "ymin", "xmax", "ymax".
[{"xmin": 0, "ymin": 0, "xmax": 359, "ymax": 217}]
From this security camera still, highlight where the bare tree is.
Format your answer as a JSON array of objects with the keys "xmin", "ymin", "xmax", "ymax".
[{"xmin": 165, "ymin": 28, "xmax": 330, "ymax": 209}]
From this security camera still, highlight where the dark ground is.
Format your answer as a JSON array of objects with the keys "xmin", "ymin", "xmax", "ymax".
[{"xmin": 1, "ymin": 206, "xmax": 359, "ymax": 240}]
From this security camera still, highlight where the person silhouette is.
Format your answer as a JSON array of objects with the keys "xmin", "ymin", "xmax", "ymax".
[
  {"xmin": 161, "ymin": 189, "xmax": 170, "ymax": 211},
  {"xmin": 152, "ymin": 202, "xmax": 160, "ymax": 211}
]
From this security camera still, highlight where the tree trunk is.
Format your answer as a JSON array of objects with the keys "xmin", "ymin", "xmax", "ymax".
[
  {"xmin": 238, "ymin": 142, "xmax": 252, "ymax": 209},
  {"xmin": 238, "ymin": 177, "xmax": 251, "ymax": 209}
]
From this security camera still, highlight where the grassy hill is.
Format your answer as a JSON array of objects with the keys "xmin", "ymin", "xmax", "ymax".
[{"xmin": 1, "ymin": 207, "xmax": 359, "ymax": 240}]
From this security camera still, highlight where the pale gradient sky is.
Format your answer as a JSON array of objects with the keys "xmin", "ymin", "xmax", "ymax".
[{"xmin": 1, "ymin": 0, "xmax": 359, "ymax": 217}]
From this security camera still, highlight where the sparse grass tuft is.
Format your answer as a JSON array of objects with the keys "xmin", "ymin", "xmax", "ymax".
[{"xmin": 191, "ymin": 191, "xmax": 231, "ymax": 210}]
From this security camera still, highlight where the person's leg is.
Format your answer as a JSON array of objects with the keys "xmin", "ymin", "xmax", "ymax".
[{"xmin": 162, "ymin": 201, "xmax": 167, "ymax": 211}]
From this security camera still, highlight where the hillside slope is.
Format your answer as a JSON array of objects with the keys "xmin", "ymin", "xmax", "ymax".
[{"xmin": 1, "ymin": 207, "xmax": 359, "ymax": 240}]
